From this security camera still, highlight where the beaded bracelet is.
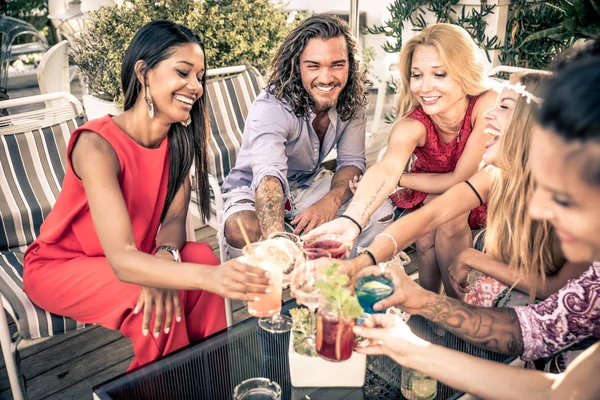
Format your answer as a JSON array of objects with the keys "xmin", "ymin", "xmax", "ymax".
[
  {"xmin": 349, "ymin": 201, "xmax": 370, "ymax": 215},
  {"xmin": 375, "ymin": 233, "xmax": 398, "ymax": 257}
]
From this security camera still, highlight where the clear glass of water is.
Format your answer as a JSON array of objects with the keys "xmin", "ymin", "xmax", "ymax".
[
  {"xmin": 401, "ymin": 366, "xmax": 437, "ymax": 400},
  {"xmin": 233, "ymin": 378, "xmax": 281, "ymax": 400}
]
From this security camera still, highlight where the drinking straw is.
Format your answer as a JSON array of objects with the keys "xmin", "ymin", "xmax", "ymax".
[{"xmin": 236, "ymin": 218, "xmax": 255, "ymax": 256}]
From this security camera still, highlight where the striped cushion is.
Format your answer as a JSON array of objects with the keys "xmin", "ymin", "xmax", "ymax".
[
  {"xmin": 0, "ymin": 246, "xmax": 86, "ymax": 340},
  {"xmin": 206, "ymin": 65, "xmax": 264, "ymax": 185},
  {"xmin": 0, "ymin": 116, "xmax": 84, "ymax": 250},
  {"xmin": 0, "ymin": 110, "xmax": 86, "ymax": 339}
]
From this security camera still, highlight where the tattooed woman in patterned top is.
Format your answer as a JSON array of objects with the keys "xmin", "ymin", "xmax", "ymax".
[{"xmin": 353, "ymin": 55, "xmax": 600, "ymax": 399}]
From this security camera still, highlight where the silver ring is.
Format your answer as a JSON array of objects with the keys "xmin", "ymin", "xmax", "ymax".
[{"xmin": 378, "ymin": 262, "xmax": 386, "ymax": 274}]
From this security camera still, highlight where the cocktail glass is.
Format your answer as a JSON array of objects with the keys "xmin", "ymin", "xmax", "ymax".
[
  {"xmin": 304, "ymin": 234, "xmax": 350, "ymax": 259},
  {"xmin": 315, "ymin": 301, "xmax": 356, "ymax": 362},
  {"xmin": 233, "ymin": 377, "xmax": 281, "ymax": 400},
  {"xmin": 289, "ymin": 259, "xmax": 329, "ymax": 347},
  {"xmin": 355, "ymin": 275, "xmax": 394, "ymax": 315},
  {"xmin": 267, "ymin": 232, "xmax": 304, "ymax": 288},
  {"xmin": 242, "ymin": 240, "xmax": 290, "ymax": 333},
  {"xmin": 303, "ymin": 247, "xmax": 333, "ymax": 261},
  {"xmin": 401, "ymin": 366, "xmax": 437, "ymax": 400}
]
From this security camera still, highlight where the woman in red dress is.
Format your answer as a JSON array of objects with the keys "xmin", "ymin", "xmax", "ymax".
[
  {"xmin": 23, "ymin": 21, "xmax": 271, "ymax": 370},
  {"xmin": 305, "ymin": 23, "xmax": 496, "ymax": 298}
]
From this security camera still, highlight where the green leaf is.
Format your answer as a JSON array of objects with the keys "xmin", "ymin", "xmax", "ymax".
[{"xmin": 342, "ymin": 296, "xmax": 364, "ymax": 320}]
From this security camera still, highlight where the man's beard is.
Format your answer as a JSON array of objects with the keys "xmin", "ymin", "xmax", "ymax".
[{"xmin": 310, "ymin": 91, "xmax": 340, "ymax": 112}]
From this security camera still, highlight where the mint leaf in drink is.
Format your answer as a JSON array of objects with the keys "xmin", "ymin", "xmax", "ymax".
[
  {"xmin": 342, "ymin": 296, "xmax": 364, "ymax": 319},
  {"xmin": 314, "ymin": 262, "xmax": 363, "ymax": 319}
]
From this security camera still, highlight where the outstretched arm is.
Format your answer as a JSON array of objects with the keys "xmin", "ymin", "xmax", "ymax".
[
  {"xmin": 351, "ymin": 168, "xmax": 493, "ymax": 266},
  {"xmin": 72, "ymin": 131, "xmax": 271, "ymax": 299},
  {"xmin": 355, "ymin": 314, "xmax": 600, "ymax": 400},
  {"xmin": 302, "ymin": 118, "xmax": 424, "ymax": 241},
  {"xmin": 408, "ymin": 290, "xmax": 525, "ymax": 355},
  {"xmin": 356, "ymin": 262, "xmax": 524, "ymax": 356}
]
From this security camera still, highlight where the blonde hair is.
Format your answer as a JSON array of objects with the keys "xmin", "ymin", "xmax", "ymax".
[
  {"xmin": 484, "ymin": 72, "xmax": 565, "ymax": 300},
  {"xmin": 396, "ymin": 23, "xmax": 492, "ymax": 119}
]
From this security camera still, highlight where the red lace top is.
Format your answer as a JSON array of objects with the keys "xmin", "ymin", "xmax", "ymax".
[{"xmin": 390, "ymin": 96, "xmax": 487, "ymax": 229}]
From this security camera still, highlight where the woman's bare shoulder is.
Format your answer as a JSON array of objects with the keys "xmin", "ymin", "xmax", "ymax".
[
  {"xmin": 473, "ymin": 89, "xmax": 498, "ymax": 115},
  {"xmin": 71, "ymin": 130, "xmax": 119, "ymax": 177},
  {"xmin": 389, "ymin": 117, "xmax": 427, "ymax": 144}
]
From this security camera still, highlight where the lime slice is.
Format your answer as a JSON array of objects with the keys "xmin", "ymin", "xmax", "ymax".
[
  {"xmin": 412, "ymin": 379, "xmax": 437, "ymax": 399},
  {"xmin": 361, "ymin": 281, "xmax": 392, "ymax": 291}
]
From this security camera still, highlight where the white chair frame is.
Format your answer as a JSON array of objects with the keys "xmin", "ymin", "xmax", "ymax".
[{"xmin": 0, "ymin": 92, "xmax": 84, "ymax": 400}]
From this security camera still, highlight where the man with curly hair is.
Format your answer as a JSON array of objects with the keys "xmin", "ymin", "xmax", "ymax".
[{"xmin": 222, "ymin": 15, "xmax": 394, "ymax": 258}]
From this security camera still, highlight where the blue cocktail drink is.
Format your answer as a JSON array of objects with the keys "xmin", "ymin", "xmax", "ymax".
[{"xmin": 355, "ymin": 276, "xmax": 394, "ymax": 314}]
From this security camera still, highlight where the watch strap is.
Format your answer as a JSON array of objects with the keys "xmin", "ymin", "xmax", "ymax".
[{"xmin": 155, "ymin": 245, "xmax": 181, "ymax": 262}]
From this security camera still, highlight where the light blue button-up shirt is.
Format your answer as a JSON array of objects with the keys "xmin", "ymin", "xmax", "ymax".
[{"xmin": 222, "ymin": 91, "xmax": 367, "ymax": 199}]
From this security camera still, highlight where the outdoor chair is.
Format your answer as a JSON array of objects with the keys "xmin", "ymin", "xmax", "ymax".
[
  {"xmin": 188, "ymin": 64, "xmax": 265, "ymax": 262},
  {"xmin": 37, "ymin": 40, "xmax": 72, "ymax": 108},
  {"xmin": 0, "ymin": 16, "xmax": 50, "ymax": 94},
  {"xmin": 0, "ymin": 92, "xmax": 86, "ymax": 400}
]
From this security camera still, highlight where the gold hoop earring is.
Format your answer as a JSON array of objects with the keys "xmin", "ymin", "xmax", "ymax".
[
  {"xmin": 145, "ymin": 84, "xmax": 155, "ymax": 119},
  {"xmin": 182, "ymin": 114, "xmax": 191, "ymax": 127}
]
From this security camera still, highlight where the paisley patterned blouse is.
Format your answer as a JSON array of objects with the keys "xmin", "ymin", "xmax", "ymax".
[{"xmin": 513, "ymin": 262, "xmax": 600, "ymax": 360}]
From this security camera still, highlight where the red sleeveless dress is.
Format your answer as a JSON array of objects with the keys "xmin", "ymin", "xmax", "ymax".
[
  {"xmin": 390, "ymin": 96, "xmax": 487, "ymax": 229},
  {"xmin": 23, "ymin": 115, "xmax": 226, "ymax": 370}
]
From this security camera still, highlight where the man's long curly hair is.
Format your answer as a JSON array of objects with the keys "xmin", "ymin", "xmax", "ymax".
[{"xmin": 266, "ymin": 15, "xmax": 370, "ymax": 122}]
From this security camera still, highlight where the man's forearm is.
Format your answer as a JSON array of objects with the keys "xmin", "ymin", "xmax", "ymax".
[
  {"xmin": 328, "ymin": 166, "xmax": 362, "ymax": 207},
  {"xmin": 406, "ymin": 290, "xmax": 525, "ymax": 355},
  {"xmin": 255, "ymin": 175, "xmax": 285, "ymax": 237}
]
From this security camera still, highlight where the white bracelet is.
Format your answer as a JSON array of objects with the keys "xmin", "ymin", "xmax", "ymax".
[{"xmin": 375, "ymin": 233, "xmax": 398, "ymax": 257}]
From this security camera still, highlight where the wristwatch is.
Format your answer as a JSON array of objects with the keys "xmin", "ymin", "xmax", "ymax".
[{"xmin": 155, "ymin": 245, "xmax": 181, "ymax": 262}]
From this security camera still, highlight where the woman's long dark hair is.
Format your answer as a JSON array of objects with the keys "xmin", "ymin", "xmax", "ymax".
[
  {"xmin": 121, "ymin": 20, "xmax": 210, "ymax": 223},
  {"xmin": 266, "ymin": 15, "xmax": 370, "ymax": 122}
]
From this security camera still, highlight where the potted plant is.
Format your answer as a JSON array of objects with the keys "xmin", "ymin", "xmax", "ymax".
[
  {"xmin": 71, "ymin": 0, "xmax": 297, "ymax": 119},
  {"xmin": 288, "ymin": 263, "xmax": 366, "ymax": 388}
]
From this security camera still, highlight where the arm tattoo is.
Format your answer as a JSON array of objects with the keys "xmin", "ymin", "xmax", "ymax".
[
  {"xmin": 358, "ymin": 181, "xmax": 386, "ymax": 221},
  {"xmin": 255, "ymin": 176, "xmax": 285, "ymax": 236},
  {"xmin": 417, "ymin": 295, "xmax": 525, "ymax": 355}
]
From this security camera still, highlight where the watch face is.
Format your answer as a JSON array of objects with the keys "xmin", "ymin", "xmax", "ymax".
[{"xmin": 157, "ymin": 246, "xmax": 180, "ymax": 262}]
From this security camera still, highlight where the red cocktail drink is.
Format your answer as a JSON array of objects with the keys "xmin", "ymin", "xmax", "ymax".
[
  {"xmin": 315, "ymin": 308, "xmax": 356, "ymax": 362},
  {"xmin": 305, "ymin": 235, "xmax": 349, "ymax": 259}
]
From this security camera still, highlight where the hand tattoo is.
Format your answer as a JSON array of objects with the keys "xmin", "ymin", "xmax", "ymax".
[
  {"xmin": 416, "ymin": 295, "xmax": 525, "ymax": 355},
  {"xmin": 255, "ymin": 176, "xmax": 285, "ymax": 236}
]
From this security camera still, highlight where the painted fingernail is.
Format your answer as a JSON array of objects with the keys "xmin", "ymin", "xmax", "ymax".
[
  {"xmin": 253, "ymin": 297, "xmax": 260, "ymax": 302},
  {"xmin": 264, "ymin": 272, "xmax": 271, "ymax": 278},
  {"xmin": 143, "ymin": 329, "xmax": 149, "ymax": 336},
  {"xmin": 133, "ymin": 306, "xmax": 139, "ymax": 314},
  {"xmin": 265, "ymin": 288, "xmax": 272, "ymax": 294},
  {"xmin": 154, "ymin": 331, "xmax": 160, "ymax": 338},
  {"xmin": 164, "ymin": 327, "xmax": 170, "ymax": 334},
  {"xmin": 268, "ymin": 280, "xmax": 274, "ymax": 285},
  {"xmin": 353, "ymin": 326, "xmax": 362, "ymax": 334},
  {"xmin": 176, "ymin": 316, "xmax": 181, "ymax": 323}
]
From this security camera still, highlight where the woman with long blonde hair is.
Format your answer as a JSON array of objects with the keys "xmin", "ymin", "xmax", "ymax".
[
  {"xmin": 305, "ymin": 23, "xmax": 497, "ymax": 298},
  {"xmin": 460, "ymin": 73, "xmax": 566, "ymax": 304},
  {"xmin": 453, "ymin": 72, "xmax": 584, "ymax": 305},
  {"xmin": 338, "ymin": 71, "xmax": 588, "ymax": 305}
]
